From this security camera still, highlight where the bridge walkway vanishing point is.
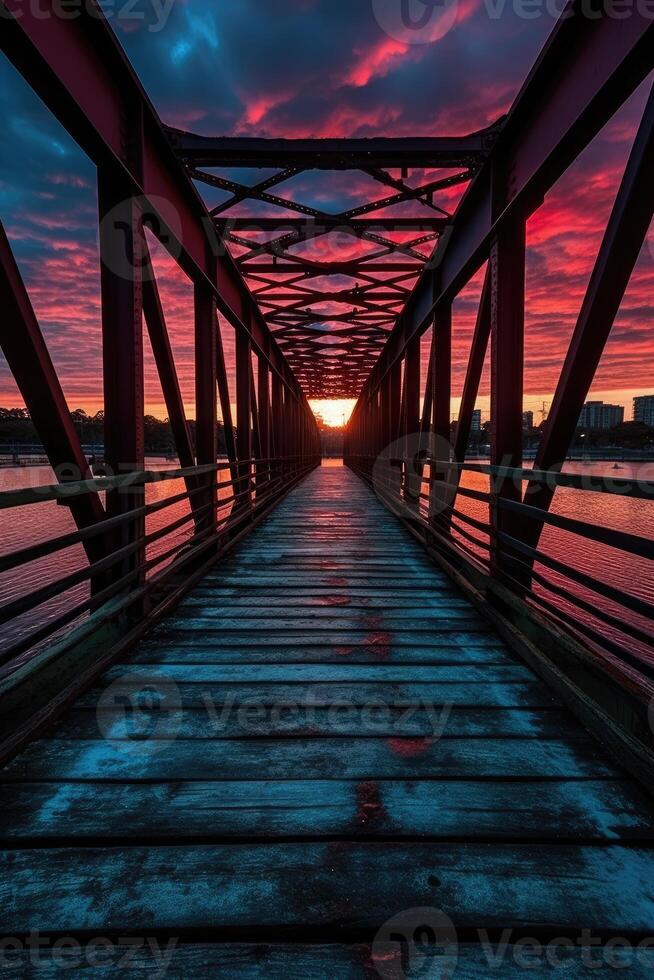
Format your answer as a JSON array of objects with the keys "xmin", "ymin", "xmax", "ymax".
[{"xmin": 1, "ymin": 464, "xmax": 654, "ymax": 975}]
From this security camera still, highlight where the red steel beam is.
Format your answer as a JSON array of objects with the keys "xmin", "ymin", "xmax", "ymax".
[
  {"xmin": 432, "ymin": 305, "xmax": 452, "ymax": 451},
  {"xmin": 217, "ymin": 218, "xmax": 447, "ymax": 231},
  {"xmin": 167, "ymin": 129, "xmax": 495, "ymax": 170},
  {"xmin": 523, "ymin": 83, "xmax": 654, "ymax": 539},
  {"xmin": 0, "ymin": 0, "xmax": 302, "ymax": 401},
  {"xmin": 250, "ymin": 367, "xmax": 262, "ymax": 463},
  {"xmin": 404, "ymin": 337, "xmax": 421, "ymax": 506},
  {"xmin": 271, "ymin": 373, "xmax": 283, "ymax": 459},
  {"xmin": 429, "ymin": 303, "xmax": 452, "ymax": 522},
  {"xmin": 216, "ymin": 316, "xmax": 238, "ymax": 472},
  {"xmin": 258, "ymin": 359, "xmax": 271, "ymax": 484},
  {"xmin": 0, "ymin": 221, "xmax": 105, "ymax": 564},
  {"xmin": 142, "ymin": 248, "xmax": 195, "ymax": 471},
  {"xmin": 236, "ymin": 327, "xmax": 253, "ymax": 510},
  {"xmin": 98, "ymin": 169, "xmax": 145, "ymax": 584},
  {"xmin": 243, "ymin": 263, "xmax": 423, "ymax": 275},
  {"xmin": 452, "ymin": 269, "xmax": 491, "ymax": 467},
  {"xmin": 194, "ymin": 285, "xmax": 218, "ymax": 534},
  {"xmin": 489, "ymin": 220, "xmax": 526, "ymax": 575},
  {"xmin": 360, "ymin": 9, "xmax": 653, "ymax": 398}
]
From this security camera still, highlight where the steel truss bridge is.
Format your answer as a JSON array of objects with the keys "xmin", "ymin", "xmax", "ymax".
[{"xmin": 0, "ymin": 3, "xmax": 653, "ymax": 974}]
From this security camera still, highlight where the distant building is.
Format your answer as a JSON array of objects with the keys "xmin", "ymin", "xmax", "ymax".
[
  {"xmin": 578, "ymin": 400, "xmax": 624, "ymax": 430},
  {"xmin": 522, "ymin": 411, "xmax": 534, "ymax": 431},
  {"xmin": 633, "ymin": 395, "xmax": 654, "ymax": 427},
  {"xmin": 470, "ymin": 409, "xmax": 482, "ymax": 432}
]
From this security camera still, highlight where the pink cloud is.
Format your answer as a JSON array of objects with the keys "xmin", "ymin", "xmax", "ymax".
[{"xmin": 342, "ymin": 37, "xmax": 410, "ymax": 88}]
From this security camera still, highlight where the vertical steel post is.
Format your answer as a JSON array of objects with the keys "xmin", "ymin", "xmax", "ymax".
[
  {"xmin": 404, "ymin": 336, "xmax": 421, "ymax": 508},
  {"xmin": 216, "ymin": 313, "xmax": 238, "ymax": 492},
  {"xmin": 272, "ymin": 371, "xmax": 283, "ymax": 481},
  {"xmin": 430, "ymin": 303, "xmax": 452, "ymax": 525},
  {"xmin": 98, "ymin": 169, "xmax": 144, "ymax": 589},
  {"xmin": 194, "ymin": 283, "xmax": 217, "ymax": 535},
  {"xmin": 380, "ymin": 374, "xmax": 390, "ymax": 455},
  {"xmin": 388, "ymin": 360, "xmax": 402, "ymax": 498},
  {"xmin": 490, "ymin": 220, "xmax": 526, "ymax": 577},
  {"xmin": 258, "ymin": 358, "xmax": 271, "ymax": 486},
  {"xmin": 236, "ymin": 325, "xmax": 253, "ymax": 510}
]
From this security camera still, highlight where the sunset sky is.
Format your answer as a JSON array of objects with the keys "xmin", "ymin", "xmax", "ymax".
[{"xmin": 0, "ymin": 1, "xmax": 652, "ymax": 425}]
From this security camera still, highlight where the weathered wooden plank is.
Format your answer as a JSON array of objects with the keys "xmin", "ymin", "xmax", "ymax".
[
  {"xmin": 5, "ymin": 943, "xmax": 654, "ymax": 978},
  {"xmin": 76, "ymin": 681, "xmax": 558, "ymax": 709},
  {"xmin": 197, "ymin": 566, "xmax": 448, "ymax": 592},
  {"xmin": 1, "ymin": 779, "xmax": 651, "ymax": 842},
  {"xmin": 2, "ymin": 843, "xmax": 654, "ymax": 932},
  {"xmin": 132, "ymin": 643, "xmax": 510, "ymax": 666},
  {"xmin": 100, "ymin": 664, "xmax": 534, "ymax": 684},
  {"xmin": 182, "ymin": 589, "xmax": 466, "ymax": 604},
  {"xmin": 176, "ymin": 599, "xmax": 472, "ymax": 614},
  {"xmin": 142, "ymin": 630, "xmax": 501, "ymax": 648},
  {"xmin": 1, "ymin": 737, "xmax": 615, "ymax": 781},
  {"xmin": 162, "ymin": 618, "xmax": 489, "ymax": 633},
  {"xmin": 52, "ymin": 706, "xmax": 580, "ymax": 740}
]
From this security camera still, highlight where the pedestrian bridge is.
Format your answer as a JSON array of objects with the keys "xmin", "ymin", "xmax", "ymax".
[{"xmin": 0, "ymin": 2, "xmax": 653, "ymax": 976}]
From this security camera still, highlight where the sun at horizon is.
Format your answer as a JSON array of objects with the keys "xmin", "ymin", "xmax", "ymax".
[{"xmin": 309, "ymin": 399, "xmax": 357, "ymax": 429}]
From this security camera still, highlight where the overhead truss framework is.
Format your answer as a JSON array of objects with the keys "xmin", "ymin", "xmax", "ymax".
[{"xmin": 167, "ymin": 127, "xmax": 500, "ymax": 398}]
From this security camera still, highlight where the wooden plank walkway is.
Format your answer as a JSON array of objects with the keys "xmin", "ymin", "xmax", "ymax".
[{"xmin": 2, "ymin": 462, "xmax": 654, "ymax": 976}]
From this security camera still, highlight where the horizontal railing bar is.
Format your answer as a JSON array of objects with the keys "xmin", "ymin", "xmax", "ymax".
[
  {"xmin": 462, "ymin": 462, "xmax": 654, "ymax": 499},
  {"xmin": 436, "ymin": 516, "xmax": 491, "ymax": 555},
  {"xmin": 417, "ymin": 474, "xmax": 654, "ymax": 562},
  {"xmin": 0, "ymin": 456, "xmax": 312, "ymax": 574},
  {"xmin": 498, "ymin": 531, "xmax": 654, "ymax": 623},
  {"xmin": 0, "ymin": 463, "xmax": 299, "ymax": 624},
  {"xmin": 0, "ymin": 482, "xmax": 201, "ymax": 575},
  {"xmin": 357, "ymin": 458, "xmax": 653, "ymax": 659},
  {"xmin": 499, "ymin": 496, "xmax": 654, "ymax": 561},
  {"xmin": 497, "ymin": 548, "xmax": 654, "ymax": 659},
  {"xmin": 350, "ymin": 459, "xmax": 654, "ymax": 699},
  {"xmin": 0, "ymin": 461, "xmax": 307, "ymax": 625},
  {"xmin": 0, "ymin": 461, "xmax": 316, "ymax": 671},
  {"xmin": 348, "ymin": 454, "xmax": 654, "ymax": 499},
  {"xmin": 495, "ymin": 557, "xmax": 654, "ymax": 676},
  {"xmin": 417, "ymin": 491, "xmax": 494, "ymax": 536},
  {"xmin": 0, "ymin": 455, "xmax": 310, "ymax": 509}
]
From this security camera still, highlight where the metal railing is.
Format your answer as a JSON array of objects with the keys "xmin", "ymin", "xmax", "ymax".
[
  {"xmin": 347, "ymin": 452, "xmax": 654, "ymax": 699},
  {"xmin": 0, "ymin": 453, "xmax": 319, "ymax": 681}
]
